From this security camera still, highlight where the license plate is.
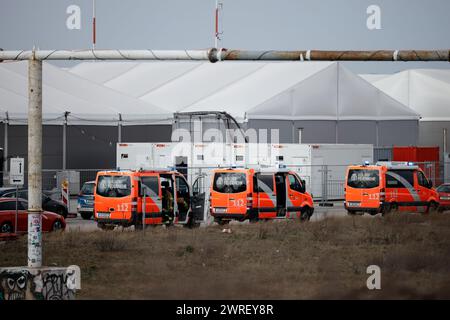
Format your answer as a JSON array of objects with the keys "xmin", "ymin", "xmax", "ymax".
[
  {"xmin": 347, "ymin": 202, "xmax": 361, "ymax": 207},
  {"xmin": 97, "ymin": 212, "xmax": 110, "ymax": 219},
  {"xmin": 441, "ymin": 196, "xmax": 450, "ymax": 200},
  {"xmin": 215, "ymin": 208, "xmax": 227, "ymax": 213}
]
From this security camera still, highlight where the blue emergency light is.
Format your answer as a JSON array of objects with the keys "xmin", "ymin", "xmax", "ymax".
[{"xmin": 363, "ymin": 160, "xmax": 370, "ymax": 166}]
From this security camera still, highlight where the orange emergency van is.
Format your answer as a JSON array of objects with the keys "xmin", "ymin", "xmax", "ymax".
[
  {"xmin": 94, "ymin": 169, "xmax": 196, "ymax": 229},
  {"xmin": 209, "ymin": 168, "xmax": 314, "ymax": 224},
  {"xmin": 345, "ymin": 162, "xmax": 439, "ymax": 215}
]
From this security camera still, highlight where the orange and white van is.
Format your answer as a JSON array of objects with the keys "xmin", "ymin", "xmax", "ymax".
[
  {"xmin": 209, "ymin": 168, "xmax": 314, "ymax": 224},
  {"xmin": 94, "ymin": 170, "xmax": 196, "ymax": 229},
  {"xmin": 345, "ymin": 162, "xmax": 439, "ymax": 215}
]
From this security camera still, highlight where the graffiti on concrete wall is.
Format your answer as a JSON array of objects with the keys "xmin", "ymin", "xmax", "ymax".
[{"xmin": 0, "ymin": 267, "xmax": 78, "ymax": 300}]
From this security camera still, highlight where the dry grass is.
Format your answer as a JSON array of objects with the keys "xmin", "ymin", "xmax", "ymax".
[{"xmin": 2, "ymin": 213, "xmax": 450, "ymax": 299}]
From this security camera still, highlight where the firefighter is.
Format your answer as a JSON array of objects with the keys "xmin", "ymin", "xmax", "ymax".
[{"xmin": 162, "ymin": 181, "xmax": 174, "ymax": 226}]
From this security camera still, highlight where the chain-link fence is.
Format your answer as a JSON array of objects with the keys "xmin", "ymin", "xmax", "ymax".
[{"xmin": 0, "ymin": 161, "xmax": 443, "ymax": 203}]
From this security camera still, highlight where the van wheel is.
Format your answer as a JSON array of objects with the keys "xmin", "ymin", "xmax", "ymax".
[
  {"xmin": 390, "ymin": 203, "xmax": 399, "ymax": 213},
  {"xmin": 300, "ymin": 208, "xmax": 311, "ymax": 221},
  {"xmin": 81, "ymin": 212, "xmax": 93, "ymax": 220},
  {"xmin": 249, "ymin": 217, "xmax": 259, "ymax": 223},
  {"xmin": 215, "ymin": 219, "xmax": 230, "ymax": 226},
  {"xmin": 98, "ymin": 223, "xmax": 115, "ymax": 231},
  {"xmin": 427, "ymin": 201, "xmax": 438, "ymax": 214}
]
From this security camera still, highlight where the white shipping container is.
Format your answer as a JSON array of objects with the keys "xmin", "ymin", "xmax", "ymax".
[{"xmin": 116, "ymin": 142, "xmax": 373, "ymax": 199}]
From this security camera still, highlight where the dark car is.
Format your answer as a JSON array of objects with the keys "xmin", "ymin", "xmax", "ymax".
[
  {"xmin": 3, "ymin": 189, "xmax": 68, "ymax": 218},
  {"xmin": 0, "ymin": 198, "xmax": 65, "ymax": 233},
  {"xmin": 436, "ymin": 183, "xmax": 450, "ymax": 212},
  {"xmin": 0, "ymin": 187, "xmax": 19, "ymax": 197},
  {"xmin": 77, "ymin": 181, "xmax": 95, "ymax": 220}
]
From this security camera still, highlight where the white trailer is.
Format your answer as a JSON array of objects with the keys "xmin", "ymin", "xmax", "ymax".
[{"xmin": 116, "ymin": 142, "xmax": 373, "ymax": 200}]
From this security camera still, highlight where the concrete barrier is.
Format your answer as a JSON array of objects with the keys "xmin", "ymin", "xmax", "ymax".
[{"xmin": 0, "ymin": 266, "xmax": 79, "ymax": 300}]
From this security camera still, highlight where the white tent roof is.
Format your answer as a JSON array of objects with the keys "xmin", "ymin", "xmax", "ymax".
[
  {"xmin": 368, "ymin": 69, "xmax": 450, "ymax": 121},
  {"xmin": 70, "ymin": 61, "xmax": 419, "ymax": 122},
  {"xmin": 0, "ymin": 61, "xmax": 171, "ymax": 125}
]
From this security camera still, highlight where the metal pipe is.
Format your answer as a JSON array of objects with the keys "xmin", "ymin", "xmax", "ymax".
[
  {"xmin": 0, "ymin": 49, "xmax": 449, "ymax": 63},
  {"xmin": 0, "ymin": 49, "xmax": 214, "ymax": 61},
  {"xmin": 218, "ymin": 49, "xmax": 450, "ymax": 62},
  {"xmin": 27, "ymin": 55, "xmax": 43, "ymax": 268}
]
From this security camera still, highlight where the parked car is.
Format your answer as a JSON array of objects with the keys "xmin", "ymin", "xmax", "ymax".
[
  {"xmin": 436, "ymin": 183, "xmax": 450, "ymax": 212},
  {"xmin": 0, "ymin": 198, "xmax": 66, "ymax": 233},
  {"xmin": 0, "ymin": 187, "xmax": 19, "ymax": 197},
  {"xmin": 2, "ymin": 189, "xmax": 68, "ymax": 218},
  {"xmin": 78, "ymin": 181, "xmax": 95, "ymax": 220}
]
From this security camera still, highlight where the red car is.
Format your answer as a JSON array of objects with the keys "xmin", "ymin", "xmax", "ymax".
[
  {"xmin": 0, "ymin": 198, "xmax": 65, "ymax": 234},
  {"xmin": 437, "ymin": 184, "xmax": 450, "ymax": 212}
]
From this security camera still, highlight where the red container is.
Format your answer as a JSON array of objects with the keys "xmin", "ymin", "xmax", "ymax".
[{"xmin": 392, "ymin": 146, "xmax": 440, "ymax": 184}]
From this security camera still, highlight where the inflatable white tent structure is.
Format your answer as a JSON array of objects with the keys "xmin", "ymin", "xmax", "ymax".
[
  {"xmin": 364, "ymin": 69, "xmax": 450, "ymax": 158},
  {"xmin": 70, "ymin": 61, "xmax": 420, "ymax": 146}
]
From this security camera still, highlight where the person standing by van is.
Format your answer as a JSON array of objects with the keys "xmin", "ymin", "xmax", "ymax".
[{"xmin": 162, "ymin": 181, "xmax": 174, "ymax": 226}]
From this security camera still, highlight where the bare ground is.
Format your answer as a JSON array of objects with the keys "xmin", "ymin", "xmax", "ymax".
[{"xmin": 2, "ymin": 213, "xmax": 450, "ymax": 299}]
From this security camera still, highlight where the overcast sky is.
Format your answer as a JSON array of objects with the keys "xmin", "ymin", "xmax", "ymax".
[{"xmin": 1, "ymin": 0, "xmax": 449, "ymax": 73}]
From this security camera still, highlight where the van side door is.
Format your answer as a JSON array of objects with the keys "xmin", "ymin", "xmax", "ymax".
[
  {"xmin": 175, "ymin": 175, "xmax": 191, "ymax": 223},
  {"xmin": 287, "ymin": 173, "xmax": 306, "ymax": 219},
  {"xmin": 191, "ymin": 175, "xmax": 206, "ymax": 222},
  {"xmin": 254, "ymin": 173, "xmax": 277, "ymax": 219},
  {"xmin": 416, "ymin": 170, "xmax": 434, "ymax": 209},
  {"xmin": 140, "ymin": 175, "xmax": 162, "ymax": 223},
  {"xmin": 386, "ymin": 169, "xmax": 417, "ymax": 211}
]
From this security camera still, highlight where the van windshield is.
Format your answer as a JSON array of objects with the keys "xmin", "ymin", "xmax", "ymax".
[
  {"xmin": 81, "ymin": 183, "xmax": 95, "ymax": 195},
  {"xmin": 213, "ymin": 172, "xmax": 247, "ymax": 194},
  {"xmin": 96, "ymin": 175, "xmax": 131, "ymax": 197},
  {"xmin": 347, "ymin": 169, "xmax": 380, "ymax": 189}
]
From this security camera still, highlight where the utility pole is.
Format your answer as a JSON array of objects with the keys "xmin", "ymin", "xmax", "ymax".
[
  {"xmin": 27, "ymin": 51, "xmax": 43, "ymax": 268},
  {"xmin": 118, "ymin": 113, "xmax": 122, "ymax": 143},
  {"xmin": 63, "ymin": 111, "xmax": 70, "ymax": 170},
  {"xmin": 92, "ymin": 0, "xmax": 96, "ymax": 50},
  {"xmin": 3, "ymin": 112, "xmax": 8, "ymax": 185}
]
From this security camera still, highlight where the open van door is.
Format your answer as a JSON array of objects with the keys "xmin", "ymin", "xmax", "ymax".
[
  {"xmin": 139, "ymin": 174, "xmax": 163, "ymax": 225},
  {"xmin": 175, "ymin": 174, "xmax": 191, "ymax": 223},
  {"xmin": 192, "ymin": 174, "xmax": 207, "ymax": 223},
  {"xmin": 254, "ymin": 173, "xmax": 277, "ymax": 219}
]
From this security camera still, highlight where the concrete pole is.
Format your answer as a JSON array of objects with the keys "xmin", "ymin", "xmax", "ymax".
[
  {"xmin": 3, "ymin": 112, "xmax": 8, "ymax": 185},
  {"xmin": 27, "ymin": 54, "xmax": 43, "ymax": 268}
]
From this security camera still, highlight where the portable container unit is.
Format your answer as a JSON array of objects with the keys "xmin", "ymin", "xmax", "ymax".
[
  {"xmin": 269, "ymin": 144, "xmax": 373, "ymax": 199},
  {"xmin": 374, "ymin": 147, "xmax": 393, "ymax": 162},
  {"xmin": 116, "ymin": 142, "xmax": 374, "ymax": 199},
  {"xmin": 392, "ymin": 146, "xmax": 440, "ymax": 184}
]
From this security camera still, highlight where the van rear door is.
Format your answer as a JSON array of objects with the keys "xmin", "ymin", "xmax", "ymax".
[
  {"xmin": 211, "ymin": 171, "xmax": 248, "ymax": 216},
  {"xmin": 95, "ymin": 174, "xmax": 133, "ymax": 221},
  {"xmin": 346, "ymin": 168, "xmax": 381, "ymax": 210}
]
